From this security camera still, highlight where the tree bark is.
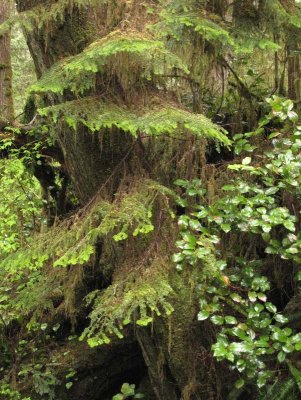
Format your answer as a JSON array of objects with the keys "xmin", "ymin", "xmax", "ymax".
[
  {"xmin": 0, "ymin": 0, "xmax": 14, "ymax": 127},
  {"xmin": 287, "ymin": 46, "xmax": 301, "ymax": 102},
  {"xmin": 279, "ymin": 0, "xmax": 301, "ymax": 104}
]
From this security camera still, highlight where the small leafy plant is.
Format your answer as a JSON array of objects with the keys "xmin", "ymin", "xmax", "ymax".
[
  {"xmin": 174, "ymin": 96, "xmax": 301, "ymax": 389},
  {"xmin": 112, "ymin": 383, "xmax": 144, "ymax": 400}
]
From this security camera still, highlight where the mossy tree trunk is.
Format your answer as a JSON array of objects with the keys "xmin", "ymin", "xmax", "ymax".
[
  {"xmin": 14, "ymin": 1, "xmax": 226, "ymax": 398},
  {"xmin": 280, "ymin": 0, "xmax": 301, "ymax": 105},
  {"xmin": 16, "ymin": 0, "xmax": 137, "ymax": 204},
  {"xmin": 0, "ymin": 0, "xmax": 14, "ymax": 127}
]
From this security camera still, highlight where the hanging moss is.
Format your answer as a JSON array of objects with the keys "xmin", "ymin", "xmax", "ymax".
[
  {"xmin": 0, "ymin": 179, "xmax": 173, "ymax": 274},
  {"xmin": 29, "ymin": 30, "xmax": 189, "ymax": 95},
  {"xmin": 0, "ymin": 0, "xmax": 109, "ymax": 36},
  {"xmin": 38, "ymin": 97, "xmax": 231, "ymax": 145},
  {"xmin": 81, "ymin": 257, "xmax": 175, "ymax": 347}
]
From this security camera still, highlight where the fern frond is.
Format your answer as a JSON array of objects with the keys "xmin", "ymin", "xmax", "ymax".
[
  {"xmin": 260, "ymin": 378, "xmax": 298, "ymax": 400},
  {"xmin": 288, "ymin": 362, "xmax": 301, "ymax": 393}
]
